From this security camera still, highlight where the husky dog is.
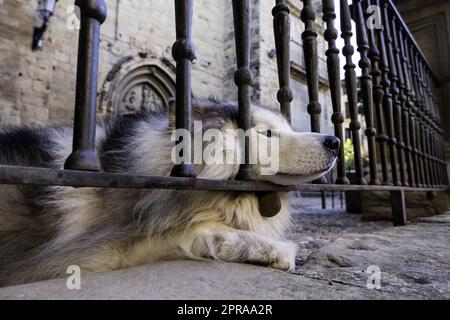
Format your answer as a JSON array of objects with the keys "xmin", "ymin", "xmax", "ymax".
[{"xmin": 0, "ymin": 100, "xmax": 338, "ymax": 287}]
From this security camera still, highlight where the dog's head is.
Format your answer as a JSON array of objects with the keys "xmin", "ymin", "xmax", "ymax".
[
  {"xmin": 182, "ymin": 101, "xmax": 338, "ymax": 184},
  {"xmin": 248, "ymin": 106, "xmax": 338, "ymax": 185}
]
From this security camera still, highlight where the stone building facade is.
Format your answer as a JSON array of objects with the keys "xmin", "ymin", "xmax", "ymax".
[{"xmin": 0, "ymin": 0, "xmax": 334, "ymax": 135}]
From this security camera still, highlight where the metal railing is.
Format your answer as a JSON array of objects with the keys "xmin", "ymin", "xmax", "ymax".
[{"xmin": 0, "ymin": 0, "xmax": 448, "ymax": 225}]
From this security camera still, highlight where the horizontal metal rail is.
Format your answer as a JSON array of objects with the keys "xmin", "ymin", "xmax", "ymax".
[{"xmin": 0, "ymin": 165, "xmax": 447, "ymax": 193}]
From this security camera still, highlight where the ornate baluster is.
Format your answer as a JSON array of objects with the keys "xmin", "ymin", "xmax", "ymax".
[
  {"xmin": 425, "ymin": 69, "xmax": 440, "ymax": 187},
  {"xmin": 301, "ymin": 0, "xmax": 321, "ymax": 133},
  {"xmin": 404, "ymin": 37, "xmax": 419, "ymax": 187},
  {"xmin": 382, "ymin": 2, "xmax": 403, "ymax": 186},
  {"xmin": 417, "ymin": 59, "xmax": 433, "ymax": 187},
  {"xmin": 390, "ymin": 16, "xmax": 407, "ymax": 186},
  {"xmin": 378, "ymin": 0, "xmax": 398, "ymax": 186},
  {"xmin": 397, "ymin": 27, "xmax": 414, "ymax": 187},
  {"xmin": 233, "ymin": 0, "xmax": 281, "ymax": 217},
  {"xmin": 431, "ymin": 71, "xmax": 442, "ymax": 186},
  {"xmin": 429, "ymin": 74, "xmax": 446, "ymax": 186},
  {"xmin": 232, "ymin": 0, "xmax": 256, "ymax": 182},
  {"xmin": 272, "ymin": 0, "xmax": 293, "ymax": 122},
  {"xmin": 302, "ymin": 0, "xmax": 327, "ymax": 184},
  {"xmin": 170, "ymin": 0, "xmax": 196, "ymax": 178},
  {"xmin": 65, "ymin": 0, "xmax": 107, "ymax": 171},
  {"xmin": 423, "ymin": 64, "xmax": 436, "ymax": 187},
  {"xmin": 323, "ymin": 0, "xmax": 348, "ymax": 184},
  {"xmin": 412, "ymin": 52, "xmax": 426, "ymax": 187},
  {"xmin": 354, "ymin": 0, "xmax": 379, "ymax": 185},
  {"xmin": 340, "ymin": 0, "xmax": 366, "ymax": 185},
  {"xmin": 365, "ymin": 0, "xmax": 389, "ymax": 185}
]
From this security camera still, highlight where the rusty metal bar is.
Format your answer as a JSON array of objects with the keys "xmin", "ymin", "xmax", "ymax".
[
  {"xmin": 64, "ymin": 0, "xmax": 107, "ymax": 172},
  {"xmin": 0, "ymin": 165, "xmax": 446, "ymax": 193},
  {"xmin": 379, "ymin": 0, "xmax": 398, "ymax": 186},
  {"xmin": 365, "ymin": 0, "xmax": 389, "ymax": 185},
  {"xmin": 411, "ymin": 49, "xmax": 426, "ymax": 187},
  {"xmin": 424, "ymin": 69, "xmax": 439, "ymax": 187},
  {"xmin": 232, "ymin": 0, "xmax": 256, "ymax": 182},
  {"xmin": 392, "ymin": 19, "xmax": 412, "ymax": 187},
  {"xmin": 390, "ymin": 14, "xmax": 407, "ymax": 186},
  {"xmin": 354, "ymin": 0, "xmax": 379, "ymax": 185},
  {"xmin": 340, "ymin": 0, "xmax": 366, "ymax": 185},
  {"xmin": 383, "ymin": 2, "xmax": 405, "ymax": 186},
  {"xmin": 416, "ymin": 56, "xmax": 432, "ymax": 187},
  {"xmin": 398, "ymin": 29, "xmax": 416, "ymax": 187},
  {"xmin": 170, "ymin": 0, "xmax": 196, "ymax": 178},
  {"xmin": 233, "ymin": 0, "xmax": 281, "ymax": 217},
  {"xmin": 301, "ymin": 0, "xmax": 321, "ymax": 134},
  {"xmin": 272, "ymin": 0, "xmax": 293, "ymax": 122},
  {"xmin": 323, "ymin": 0, "xmax": 348, "ymax": 185},
  {"xmin": 391, "ymin": 191, "xmax": 407, "ymax": 226},
  {"xmin": 301, "ymin": 0, "xmax": 328, "ymax": 185},
  {"xmin": 406, "ymin": 39, "xmax": 421, "ymax": 188}
]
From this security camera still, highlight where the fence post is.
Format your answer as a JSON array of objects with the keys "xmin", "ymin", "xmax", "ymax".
[
  {"xmin": 64, "ymin": 0, "xmax": 107, "ymax": 171},
  {"xmin": 323, "ymin": 0, "xmax": 349, "ymax": 185},
  {"xmin": 354, "ymin": 0, "xmax": 380, "ymax": 185},
  {"xmin": 391, "ymin": 190, "xmax": 407, "ymax": 226},
  {"xmin": 170, "ymin": 0, "xmax": 197, "ymax": 178},
  {"xmin": 340, "ymin": 0, "xmax": 366, "ymax": 185},
  {"xmin": 272, "ymin": 0, "xmax": 293, "ymax": 122},
  {"xmin": 233, "ymin": 0, "xmax": 281, "ymax": 217}
]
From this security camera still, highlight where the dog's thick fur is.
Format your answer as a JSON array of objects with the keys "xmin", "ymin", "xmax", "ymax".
[{"xmin": 0, "ymin": 100, "xmax": 336, "ymax": 287}]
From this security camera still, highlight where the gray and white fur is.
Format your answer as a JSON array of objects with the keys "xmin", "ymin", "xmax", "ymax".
[{"xmin": 0, "ymin": 100, "xmax": 337, "ymax": 287}]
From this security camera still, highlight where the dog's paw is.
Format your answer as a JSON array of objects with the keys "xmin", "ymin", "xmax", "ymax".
[{"xmin": 269, "ymin": 241, "xmax": 297, "ymax": 273}]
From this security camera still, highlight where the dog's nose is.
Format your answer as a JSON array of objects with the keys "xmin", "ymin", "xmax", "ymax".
[{"xmin": 323, "ymin": 136, "xmax": 340, "ymax": 153}]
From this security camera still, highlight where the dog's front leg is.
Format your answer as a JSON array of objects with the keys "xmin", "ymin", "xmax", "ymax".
[{"xmin": 178, "ymin": 223, "xmax": 297, "ymax": 272}]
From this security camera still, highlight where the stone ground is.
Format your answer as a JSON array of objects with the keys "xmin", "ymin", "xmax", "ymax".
[{"xmin": 0, "ymin": 194, "xmax": 449, "ymax": 300}]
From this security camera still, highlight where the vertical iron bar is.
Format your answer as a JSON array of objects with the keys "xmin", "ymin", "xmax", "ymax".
[
  {"xmin": 272, "ymin": 0, "xmax": 293, "ymax": 122},
  {"xmin": 378, "ymin": 0, "xmax": 398, "ymax": 186},
  {"xmin": 340, "ymin": 0, "xmax": 366, "ymax": 185},
  {"xmin": 417, "ymin": 58, "xmax": 432, "ymax": 187},
  {"xmin": 396, "ymin": 26, "xmax": 414, "ymax": 186},
  {"xmin": 390, "ymin": 15, "xmax": 407, "ymax": 186},
  {"xmin": 382, "ymin": 2, "xmax": 403, "ymax": 186},
  {"xmin": 424, "ymin": 70, "xmax": 439, "ymax": 187},
  {"xmin": 365, "ymin": 0, "xmax": 389, "ymax": 185},
  {"xmin": 170, "ymin": 0, "xmax": 197, "ymax": 178},
  {"xmin": 233, "ymin": 0, "xmax": 281, "ymax": 217},
  {"xmin": 406, "ymin": 40, "xmax": 420, "ymax": 187},
  {"xmin": 64, "ymin": 0, "xmax": 107, "ymax": 171},
  {"xmin": 410, "ymin": 49, "xmax": 426, "ymax": 187},
  {"xmin": 323, "ymin": 0, "xmax": 349, "ymax": 185},
  {"xmin": 400, "ymin": 34, "xmax": 417, "ymax": 187},
  {"xmin": 354, "ymin": 0, "xmax": 379, "ymax": 185},
  {"xmin": 302, "ymin": 0, "xmax": 327, "ymax": 184},
  {"xmin": 301, "ymin": 0, "xmax": 321, "ymax": 134},
  {"xmin": 232, "ymin": 0, "xmax": 256, "ymax": 182},
  {"xmin": 391, "ymin": 190, "xmax": 407, "ymax": 226}
]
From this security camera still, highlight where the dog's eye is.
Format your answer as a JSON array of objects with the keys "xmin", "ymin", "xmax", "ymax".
[{"xmin": 259, "ymin": 129, "xmax": 272, "ymax": 138}]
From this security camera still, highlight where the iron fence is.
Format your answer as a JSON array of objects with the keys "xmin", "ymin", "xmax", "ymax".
[{"xmin": 0, "ymin": 0, "xmax": 448, "ymax": 226}]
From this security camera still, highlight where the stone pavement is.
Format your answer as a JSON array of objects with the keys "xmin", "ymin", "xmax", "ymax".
[{"xmin": 0, "ymin": 196, "xmax": 449, "ymax": 300}]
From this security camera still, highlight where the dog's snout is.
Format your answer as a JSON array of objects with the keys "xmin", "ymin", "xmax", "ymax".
[{"xmin": 323, "ymin": 136, "xmax": 340, "ymax": 153}]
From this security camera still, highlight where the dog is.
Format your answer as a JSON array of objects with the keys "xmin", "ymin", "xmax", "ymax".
[{"xmin": 0, "ymin": 99, "xmax": 338, "ymax": 287}]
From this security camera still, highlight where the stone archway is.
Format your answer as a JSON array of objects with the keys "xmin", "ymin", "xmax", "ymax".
[{"xmin": 99, "ymin": 57, "xmax": 176, "ymax": 116}]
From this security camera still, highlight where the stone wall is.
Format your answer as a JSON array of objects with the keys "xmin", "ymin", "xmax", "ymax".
[{"xmin": 0, "ymin": 0, "xmax": 333, "ymax": 135}]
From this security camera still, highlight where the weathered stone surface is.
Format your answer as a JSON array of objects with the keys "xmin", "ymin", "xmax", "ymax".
[
  {"xmin": 299, "ymin": 213, "xmax": 450, "ymax": 299},
  {"xmin": 0, "ymin": 207, "xmax": 448, "ymax": 300}
]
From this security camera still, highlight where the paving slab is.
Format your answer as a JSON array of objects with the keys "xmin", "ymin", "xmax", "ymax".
[{"xmin": 0, "ymin": 202, "xmax": 448, "ymax": 300}]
